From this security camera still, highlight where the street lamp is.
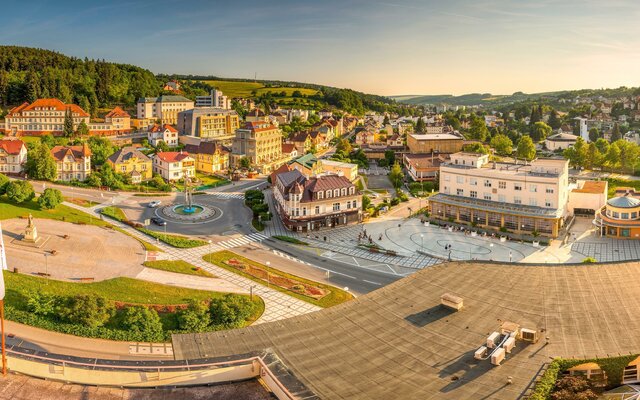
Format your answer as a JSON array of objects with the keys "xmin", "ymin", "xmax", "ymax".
[
  {"xmin": 420, "ymin": 233, "xmax": 424, "ymax": 252},
  {"xmin": 44, "ymin": 253, "xmax": 49, "ymax": 282},
  {"xmin": 266, "ymin": 261, "xmax": 271, "ymax": 288}
]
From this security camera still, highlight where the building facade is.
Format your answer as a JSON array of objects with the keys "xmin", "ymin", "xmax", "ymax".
[
  {"xmin": 195, "ymin": 89, "xmax": 231, "ymax": 109},
  {"xmin": 107, "ymin": 146, "xmax": 152, "ymax": 183},
  {"xmin": 177, "ymin": 108, "xmax": 239, "ymax": 144},
  {"xmin": 429, "ymin": 152, "xmax": 569, "ymax": 238},
  {"xmin": 231, "ymin": 121, "xmax": 285, "ymax": 173},
  {"xmin": 50, "ymin": 144, "xmax": 92, "ymax": 182},
  {"xmin": 594, "ymin": 188, "xmax": 640, "ymax": 239},
  {"xmin": 545, "ymin": 133, "xmax": 578, "ymax": 151},
  {"xmin": 137, "ymin": 95, "xmax": 194, "ymax": 125},
  {"xmin": 148, "ymin": 124, "xmax": 179, "ymax": 147},
  {"xmin": 274, "ymin": 169, "xmax": 361, "ymax": 232},
  {"xmin": 407, "ymin": 133, "xmax": 464, "ymax": 154},
  {"xmin": 184, "ymin": 142, "xmax": 229, "ymax": 174},
  {"xmin": 0, "ymin": 139, "xmax": 27, "ymax": 175},
  {"xmin": 403, "ymin": 153, "xmax": 449, "ymax": 182},
  {"xmin": 4, "ymin": 98, "xmax": 90, "ymax": 136},
  {"xmin": 153, "ymin": 151, "xmax": 196, "ymax": 182}
]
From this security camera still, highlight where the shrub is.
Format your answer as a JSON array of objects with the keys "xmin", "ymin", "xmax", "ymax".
[
  {"xmin": 58, "ymin": 294, "xmax": 115, "ymax": 328},
  {"xmin": 251, "ymin": 203, "xmax": 269, "ymax": 216},
  {"xmin": 272, "ymin": 235, "xmax": 308, "ymax": 245},
  {"xmin": 177, "ymin": 300, "xmax": 211, "ymax": 332},
  {"xmin": 5, "ymin": 180, "xmax": 35, "ymax": 203},
  {"xmin": 582, "ymin": 257, "xmax": 597, "ymax": 263},
  {"xmin": 0, "ymin": 173, "xmax": 9, "ymax": 195},
  {"xmin": 245, "ymin": 189, "xmax": 264, "ymax": 202},
  {"xmin": 210, "ymin": 294, "xmax": 257, "ymax": 329},
  {"xmin": 390, "ymin": 198, "xmax": 400, "ymax": 206},
  {"xmin": 37, "ymin": 188, "xmax": 63, "ymax": 210},
  {"xmin": 121, "ymin": 306, "xmax": 164, "ymax": 342},
  {"xmin": 26, "ymin": 291, "xmax": 59, "ymax": 317},
  {"xmin": 550, "ymin": 375, "xmax": 597, "ymax": 400},
  {"xmin": 259, "ymin": 212, "xmax": 271, "ymax": 221}
]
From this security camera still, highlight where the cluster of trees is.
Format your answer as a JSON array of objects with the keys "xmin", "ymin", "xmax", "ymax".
[
  {"xmin": 178, "ymin": 295, "xmax": 259, "ymax": 331},
  {"xmin": 245, "ymin": 190, "xmax": 271, "ymax": 227},
  {"xmin": 564, "ymin": 137, "xmax": 640, "ymax": 173},
  {"xmin": 0, "ymin": 46, "xmax": 161, "ymax": 111},
  {"xmin": 0, "ymin": 174, "xmax": 63, "ymax": 209},
  {"xmin": 331, "ymin": 138, "xmax": 368, "ymax": 168}
]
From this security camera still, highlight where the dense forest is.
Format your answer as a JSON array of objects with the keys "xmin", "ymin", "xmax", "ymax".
[{"xmin": 0, "ymin": 46, "xmax": 162, "ymax": 115}]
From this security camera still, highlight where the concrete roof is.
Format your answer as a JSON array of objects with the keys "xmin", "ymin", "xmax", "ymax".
[{"xmin": 173, "ymin": 261, "xmax": 640, "ymax": 400}]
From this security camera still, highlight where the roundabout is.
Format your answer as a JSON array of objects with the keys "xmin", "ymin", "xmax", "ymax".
[{"xmin": 157, "ymin": 203, "xmax": 222, "ymax": 224}]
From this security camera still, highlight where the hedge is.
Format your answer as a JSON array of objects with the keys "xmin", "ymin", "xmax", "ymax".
[
  {"xmin": 272, "ymin": 235, "xmax": 309, "ymax": 245},
  {"xmin": 137, "ymin": 227, "xmax": 208, "ymax": 248}
]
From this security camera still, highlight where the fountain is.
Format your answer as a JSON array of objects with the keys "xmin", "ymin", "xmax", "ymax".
[{"xmin": 156, "ymin": 172, "xmax": 220, "ymax": 223}]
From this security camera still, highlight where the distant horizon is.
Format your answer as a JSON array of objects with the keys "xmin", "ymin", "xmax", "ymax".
[{"xmin": 2, "ymin": 0, "xmax": 639, "ymax": 97}]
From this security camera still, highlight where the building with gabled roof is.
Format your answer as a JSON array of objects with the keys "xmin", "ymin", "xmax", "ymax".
[
  {"xmin": 107, "ymin": 146, "xmax": 152, "ymax": 183},
  {"xmin": 152, "ymin": 151, "xmax": 195, "ymax": 182},
  {"xmin": 184, "ymin": 141, "xmax": 229, "ymax": 174},
  {"xmin": 148, "ymin": 124, "xmax": 179, "ymax": 147},
  {"xmin": 50, "ymin": 143, "xmax": 92, "ymax": 181},
  {"xmin": 0, "ymin": 138, "xmax": 27, "ymax": 175},
  {"xmin": 4, "ymin": 98, "xmax": 90, "ymax": 136},
  {"xmin": 137, "ymin": 95, "xmax": 194, "ymax": 125},
  {"xmin": 273, "ymin": 169, "xmax": 361, "ymax": 231}
]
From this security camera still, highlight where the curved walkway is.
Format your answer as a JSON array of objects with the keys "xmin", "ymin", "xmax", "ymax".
[{"xmin": 64, "ymin": 200, "xmax": 321, "ymax": 323}]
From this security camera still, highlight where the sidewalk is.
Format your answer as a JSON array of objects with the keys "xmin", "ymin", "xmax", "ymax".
[{"xmin": 64, "ymin": 200, "xmax": 322, "ymax": 324}]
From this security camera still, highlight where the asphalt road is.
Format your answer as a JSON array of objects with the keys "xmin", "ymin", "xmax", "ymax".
[{"xmin": 263, "ymin": 238, "xmax": 402, "ymax": 294}]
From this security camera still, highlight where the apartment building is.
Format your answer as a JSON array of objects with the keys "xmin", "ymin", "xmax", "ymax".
[
  {"xmin": 106, "ymin": 146, "xmax": 152, "ymax": 183},
  {"xmin": 0, "ymin": 139, "xmax": 27, "ymax": 175},
  {"xmin": 231, "ymin": 121, "xmax": 285, "ymax": 173},
  {"xmin": 184, "ymin": 142, "xmax": 229, "ymax": 174},
  {"xmin": 429, "ymin": 152, "xmax": 569, "ymax": 237},
  {"xmin": 50, "ymin": 144, "xmax": 92, "ymax": 182},
  {"xmin": 152, "ymin": 151, "xmax": 196, "ymax": 182},
  {"xmin": 4, "ymin": 98, "xmax": 90, "ymax": 136},
  {"xmin": 273, "ymin": 169, "xmax": 361, "ymax": 231},
  {"xmin": 137, "ymin": 95, "xmax": 194, "ymax": 125},
  {"xmin": 177, "ymin": 108, "xmax": 239, "ymax": 144},
  {"xmin": 195, "ymin": 89, "xmax": 231, "ymax": 109},
  {"xmin": 407, "ymin": 133, "xmax": 464, "ymax": 154}
]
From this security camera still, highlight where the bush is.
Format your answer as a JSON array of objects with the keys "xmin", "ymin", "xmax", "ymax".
[
  {"xmin": 259, "ymin": 212, "xmax": 271, "ymax": 221},
  {"xmin": 582, "ymin": 257, "xmax": 597, "ymax": 263},
  {"xmin": 550, "ymin": 375, "xmax": 597, "ymax": 400},
  {"xmin": 37, "ymin": 188, "xmax": 63, "ymax": 210},
  {"xmin": 245, "ymin": 189, "xmax": 264, "ymax": 202},
  {"xmin": 121, "ymin": 306, "xmax": 164, "ymax": 342},
  {"xmin": 397, "ymin": 191, "xmax": 408, "ymax": 202},
  {"xmin": 272, "ymin": 235, "xmax": 308, "ymax": 245},
  {"xmin": 0, "ymin": 173, "xmax": 9, "ymax": 195},
  {"xmin": 177, "ymin": 300, "xmax": 211, "ymax": 332},
  {"xmin": 251, "ymin": 202, "xmax": 269, "ymax": 216},
  {"xmin": 210, "ymin": 294, "xmax": 258, "ymax": 329},
  {"xmin": 137, "ymin": 227, "xmax": 208, "ymax": 248},
  {"xmin": 390, "ymin": 198, "xmax": 400, "ymax": 206},
  {"xmin": 58, "ymin": 294, "xmax": 115, "ymax": 328},
  {"xmin": 5, "ymin": 180, "xmax": 35, "ymax": 203},
  {"xmin": 26, "ymin": 291, "xmax": 59, "ymax": 317}
]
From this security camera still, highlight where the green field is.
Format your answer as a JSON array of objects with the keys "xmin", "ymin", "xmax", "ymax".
[
  {"xmin": 0, "ymin": 197, "xmax": 108, "ymax": 227},
  {"xmin": 201, "ymin": 80, "xmax": 318, "ymax": 99}
]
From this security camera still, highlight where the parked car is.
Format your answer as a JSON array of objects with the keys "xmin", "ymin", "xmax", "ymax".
[
  {"xmin": 148, "ymin": 200, "xmax": 161, "ymax": 208},
  {"xmin": 150, "ymin": 217, "xmax": 166, "ymax": 226}
]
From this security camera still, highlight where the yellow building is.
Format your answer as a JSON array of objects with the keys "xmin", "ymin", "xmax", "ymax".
[
  {"xmin": 231, "ymin": 121, "xmax": 285, "ymax": 173},
  {"xmin": 177, "ymin": 108, "xmax": 239, "ymax": 145},
  {"xmin": 107, "ymin": 146, "xmax": 152, "ymax": 183},
  {"xmin": 185, "ymin": 142, "xmax": 229, "ymax": 174}
]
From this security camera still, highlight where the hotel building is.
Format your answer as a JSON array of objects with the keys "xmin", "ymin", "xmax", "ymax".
[{"xmin": 137, "ymin": 95, "xmax": 194, "ymax": 125}]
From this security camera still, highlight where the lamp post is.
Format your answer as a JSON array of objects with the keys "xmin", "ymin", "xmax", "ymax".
[
  {"xmin": 420, "ymin": 234, "xmax": 424, "ymax": 252},
  {"xmin": 44, "ymin": 253, "xmax": 49, "ymax": 282},
  {"xmin": 266, "ymin": 261, "xmax": 270, "ymax": 288}
]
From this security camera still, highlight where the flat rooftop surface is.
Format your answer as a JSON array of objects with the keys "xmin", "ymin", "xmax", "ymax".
[
  {"xmin": 173, "ymin": 261, "xmax": 640, "ymax": 400},
  {"xmin": 0, "ymin": 374, "xmax": 270, "ymax": 400}
]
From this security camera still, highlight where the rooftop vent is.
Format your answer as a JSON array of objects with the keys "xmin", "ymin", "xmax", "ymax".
[{"xmin": 440, "ymin": 293, "xmax": 463, "ymax": 311}]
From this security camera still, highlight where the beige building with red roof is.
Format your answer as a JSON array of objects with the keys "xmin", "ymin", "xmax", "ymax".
[
  {"xmin": 0, "ymin": 138, "xmax": 27, "ymax": 175},
  {"xmin": 4, "ymin": 98, "xmax": 90, "ymax": 136},
  {"xmin": 152, "ymin": 151, "xmax": 195, "ymax": 182},
  {"xmin": 50, "ymin": 143, "xmax": 92, "ymax": 181}
]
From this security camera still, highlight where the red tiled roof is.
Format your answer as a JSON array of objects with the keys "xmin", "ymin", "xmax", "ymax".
[
  {"xmin": 149, "ymin": 124, "xmax": 178, "ymax": 133},
  {"xmin": 8, "ymin": 98, "xmax": 89, "ymax": 117},
  {"xmin": 50, "ymin": 144, "xmax": 91, "ymax": 161},
  {"xmin": 0, "ymin": 139, "xmax": 26, "ymax": 155},
  {"xmin": 105, "ymin": 106, "xmax": 130, "ymax": 118},
  {"xmin": 282, "ymin": 143, "xmax": 297, "ymax": 154},
  {"xmin": 155, "ymin": 151, "xmax": 192, "ymax": 163}
]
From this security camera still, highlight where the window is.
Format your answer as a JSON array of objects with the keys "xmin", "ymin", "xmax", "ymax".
[
  {"xmin": 347, "ymin": 202, "xmax": 351, "ymax": 209},
  {"xmin": 546, "ymin": 187, "xmax": 554, "ymax": 194},
  {"xmin": 622, "ymin": 212, "xmax": 629, "ymax": 219},
  {"xmin": 499, "ymin": 181, "xmax": 506, "ymax": 189},
  {"xmin": 318, "ymin": 192, "xmax": 323, "ymax": 200},
  {"xmin": 315, "ymin": 206, "xmax": 320, "ymax": 214},
  {"xmin": 456, "ymin": 176, "xmax": 464, "ymax": 184},
  {"xmin": 470, "ymin": 190, "xmax": 477, "ymax": 198},
  {"xmin": 514, "ymin": 184, "xmax": 522, "ymax": 191},
  {"xmin": 483, "ymin": 193, "xmax": 492, "ymax": 200},
  {"xmin": 529, "ymin": 198, "xmax": 537, "ymax": 206},
  {"xmin": 333, "ymin": 202, "xmax": 340, "ymax": 211},
  {"xmin": 613, "ymin": 211, "xmax": 620, "ymax": 218},
  {"xmin": 530, "ymin": 184, "xmax": 537, "ymax": 193},
  {"xmin": 302, "ymin": 208, "xmax": 307, "ymax": 216},
  {"xmin": 514, "ymin": 196, "xmax": 521, "ymax": 204},
  {"xmin": 470, "ymin": 178, "xmax": 477, "ymax": 186},
  {"xmin": 484, "ymin": 180, "xmax": 492, "ymax": 187},
  {"xmin": 545, "ymin": 200, "xmax": 552, "ymax": 207},
  {"xmin": 352, "ymin": 200, "xmax": 357, "ymax": 208},
  {"xmin": 632, "ymin": 212, "xmax": 638, "ymax": 219},
  {"xmin": 457, "ymin": 189, "xmax": 464, "ymax": 196},
  {"xmin": 326, "ymin": 190, "xmax": 331, "ymax": 198},
  {"xmin": 498, "ymin": 195, "xmax": 506, "ymax": 202}
]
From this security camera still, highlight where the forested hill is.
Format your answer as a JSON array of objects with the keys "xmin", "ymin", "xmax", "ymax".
[
  {"xmin": 0, "ymin": 46, "xmax": 413, "ymax": 117},
  {"xmin": 0, "ymin": 46, "xmax": 162, "ymax": 115}
]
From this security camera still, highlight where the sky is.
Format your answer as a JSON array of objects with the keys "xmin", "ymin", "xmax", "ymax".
[{"xmin": 2, "ymin": 0, "xmax": 640, "ymax": 96}]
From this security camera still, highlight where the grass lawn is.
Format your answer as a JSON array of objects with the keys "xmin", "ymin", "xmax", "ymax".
[
  {"xmin": 174, "ymin": 173, "xmax": 230, "ymax": 191},
  {"xmin": 64, "ymin": 197, "xmax": 98, "ymax": 208},
  {"xmin": 0, "ymin": 197, "xmax": 108, "ymax": 227},
  {"xmin": 203, "ymin": 250, "xmax": 354, "ymax": 308},
  {"xmin": 144, "ymin": 260, "xmax": 216, "ymax": 278},
  {"xmin": 272, "ymin": 235, "xmax": 309, "ymax": 245},
  {"xmin": 100, "ymin": 205, "xmax": 127, "ymax": 221}
]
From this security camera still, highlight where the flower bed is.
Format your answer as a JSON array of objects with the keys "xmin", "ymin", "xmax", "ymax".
[{"xmin": 226, "ymin": 258, "xmax": 329, "ymax": 299}]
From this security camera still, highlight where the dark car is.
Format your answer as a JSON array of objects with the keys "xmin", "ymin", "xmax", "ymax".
[{"xmin": 150, "ymin": 217, "xmax": 167, "ymax": 226}]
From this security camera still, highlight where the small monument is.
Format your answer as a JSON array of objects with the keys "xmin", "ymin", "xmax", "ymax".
[{"xmin": 23, "ymin": 214, "xmax": 39, "ymax": 243}]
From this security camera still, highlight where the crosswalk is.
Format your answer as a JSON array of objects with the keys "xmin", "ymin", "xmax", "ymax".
[
  {"xmin": 209, "ymin": 192, "xmax": 245, "ymax": 199},
  {"xmin": 217, "ymin": 232, "xmax": 269, "ymax": 249},
  {"xmin": 271, "ymin": 249, "xmax": 312, "ymax": 266}
]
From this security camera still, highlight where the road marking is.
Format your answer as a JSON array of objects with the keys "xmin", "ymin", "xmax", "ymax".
[{"xmin": 362, "ymin": 279, "xmax": 382, "ymax": 285}]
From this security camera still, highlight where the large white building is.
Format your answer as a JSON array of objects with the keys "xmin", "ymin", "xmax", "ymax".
[
  {"xmin": 429, "ymin": 152, "xmax": 570, "ymax": 237},
  {"xmin": 4, "ymin": 98, "xmax": 89, "ymax": 136},
  {"xmin": 0, "ymin": 139, "xmax": 27, "ymax": 175},
  {"xmin": 137, "ymin": 95, "xmax": 194, "ymax": 125},
  {"xmin": 195, "ymin": 89, "xmax": 231, "ymax": 109}
]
